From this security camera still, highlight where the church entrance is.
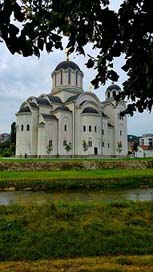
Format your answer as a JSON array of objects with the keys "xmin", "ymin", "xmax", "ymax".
[{"xmin": 94, "ymin": 147, "xmax": 98, "ymax": 155}]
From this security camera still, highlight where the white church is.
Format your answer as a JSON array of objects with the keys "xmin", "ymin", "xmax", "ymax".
[{"xmin": 16, "ymin": 59, "xmax": 127, "ymax": 157}]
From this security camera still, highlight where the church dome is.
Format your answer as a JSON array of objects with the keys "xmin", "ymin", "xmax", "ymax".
[
  {"xmin": 106, "ymin": 84, "xmax": 121, "ymax": 92},
  {"xmin": 51, "ymin": 59, "xmax": 84, "ymax": 98},
  {"xmin": 18, "ymin": 106, "xmax": 31, "ymax": 113},
  {"xmin": 106, "ymin": 84, "xmax": 121, "ymax": 100},
  {"xmin": 54, "ymin": 60, "xmax": 81, "ymax": 72}
]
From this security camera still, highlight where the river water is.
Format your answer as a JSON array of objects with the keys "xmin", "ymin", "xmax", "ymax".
[{"xmin": 0, "ymin": 188, "xmax": 153, "ymax": 205}]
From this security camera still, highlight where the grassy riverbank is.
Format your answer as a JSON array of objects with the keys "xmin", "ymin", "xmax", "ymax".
[
  {"xmin": 0, "ymin": 169, "xmax": 153, "ymax": 190},
  {"xmin": 1, "ymin": 255, "xmax": 153, "ymax": 272},
  {"xmin": 0, "ymin": 201, "xmax": 153, "ymax": 261}
]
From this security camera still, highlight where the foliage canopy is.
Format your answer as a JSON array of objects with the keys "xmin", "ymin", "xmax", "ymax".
[{"xmin": 0, "ymin": 0, "xmax": 153, "ymax": 114}]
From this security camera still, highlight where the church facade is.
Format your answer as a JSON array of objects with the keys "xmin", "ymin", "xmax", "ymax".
[{"xmin": 16, "ymin": 60, "xmax": 127, "ymax": 157}]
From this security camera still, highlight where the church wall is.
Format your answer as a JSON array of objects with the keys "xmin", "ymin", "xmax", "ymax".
[
  {"xmin": 73, "ymin": 107, "xmax": 82, "ymax": 155},
  {"xmin": 38, "ymin": 105, "xmax": 52, "ymax": 114},
  {"xmin": 54, "ymin": 90, "xmax": 79, "ymax": 103},
  {"xmin": 103, "ymin": 103, "xmax": 116, "ymax": 126},
  {"xmin": 80, "ymin": 114, "xmax": 101, "ymax": 155},
  {"xmin": 66, "ymin": 103, "xmax": 76, "ymax": 156},
  {"xmin": 31, "ymin": 109, "xmax": 39, "ymax": 156},
  {"xmin": 114, "ymin": 105, "xmax": 127, "ymax": 156},
  {"xmin": 101, "ymin": 118, "xmax": 109, "ymax": 155},
  {"xmin": 16, "ymin": 113, "xmax": 32, "ymax": 156},
  {"xmin": 107, "ymin": 127, "xmax": 114, "ymax": 156},
  {"xmin": 103, "ymin": 102, "xmax": 127, "ymax": 156},
  {"xmin": 37, "ymin": 120, "xmax": 58, "ymax": 156},
  {"xmin": 55, "ymin": 111, "xmax": 72, "ymax": 155},
  {"xmin": 37, "ymin": 125, "xmax": 46, "ymax": 156}
]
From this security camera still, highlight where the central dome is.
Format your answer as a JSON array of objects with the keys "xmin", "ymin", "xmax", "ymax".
[
  {"xmin": 54, "ymin": 60, "xmax": 81, "ymax": 72},
  {"xmin": 51, "ymin": 59, "xmax": 84, "ymax": 100}
]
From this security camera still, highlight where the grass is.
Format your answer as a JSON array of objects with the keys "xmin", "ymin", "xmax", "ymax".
[
  {"xmin": 0, "ymin": 169, "xmax": 153, "ymax": 190},
  {"xmin": 1, "ymin": 168, "xmax": 153, "ymax": 179},
  {"xmin": 1, "ymin": 255, "xmax": 153, "ymax": 271},
  {"xmin": 0, "ymin": 201, "xmax": 153, "ymax": 261},
  {"xmin": 1, "ymin": 157, "xmax": 153, "ymax": 163}
]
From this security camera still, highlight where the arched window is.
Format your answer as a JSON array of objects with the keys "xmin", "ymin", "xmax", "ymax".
[
  {"xmin": 113, "ymin": 91, "xmax": 116, "ymax": 97},
  {"xmin": 63, "ymin": 140, "xmax": 67, "ymax": 146},
  {"xmin": 27, "ymin": 124, "xmax": 30, "ymax": 131},
  {"xmin": 68, "ymin": 70, "xmax": 71, "ymax": 84},
  {"xmin": 88, "ymin": 140, "xmax": 92, "ymax": 147},
  {"xmin": 21, "ymin": 124, "xmax": 24, "ymax": 131},
  {"xmin": 60, "ymin": 70, "xmax": 63, "ymax": 85}
]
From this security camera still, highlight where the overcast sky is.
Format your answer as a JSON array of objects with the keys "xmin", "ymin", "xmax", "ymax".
[{"xmin": 0, "ymin": 0, "xmax": 152, "ymax": 136}]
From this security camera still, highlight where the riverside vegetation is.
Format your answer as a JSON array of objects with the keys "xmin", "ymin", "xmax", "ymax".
[
  {"xmin": 0, "ymin": 201, "xmax": 153, "ymax": 260},
  {"xmin": 0, "ymin": 159, "xmax": 153, "ymax": 271},
  {"xmin": 1, "ymin": 169, "xmax": 153, "ymax": 190}
]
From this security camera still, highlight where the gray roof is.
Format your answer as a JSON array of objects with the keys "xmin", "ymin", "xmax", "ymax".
[
  {"xmin": 66, "ymin": 94, "xmax": 80, "ymax": 103},
  {"xmin": 54, "ymin": 60, "xmax": 81, "ymax": 72},
  {"xmin": 18, "ymin": 106, "xmax": 31, "ymax": 113},
  {"xmin": 106, "ymin": 84, "xmax": 121, "ymax": 92},
  {"xmin": 47, "ymin": 94, "xmax": 62, "ymax": 103},
  {"xmin": 36, "ymin": 98, "xmax": 51, "ymax": 106},
  {"xmin": 29, "ymin": 102, "xmax": 38, "ymax": 108},
  {"xmin": 42, "ymin": 114, "xmax": 57, "ymax": 120},
  {"xmin": 55, "ymin": 106, "xmax": 71, "ymax": 112},
  {"xmin": 82, "ymin": 107, "xmax": 99, "ymax": 114},
  {"xmin": 80, "ymin": 100, "xmax": 87, "ymax": 106}
]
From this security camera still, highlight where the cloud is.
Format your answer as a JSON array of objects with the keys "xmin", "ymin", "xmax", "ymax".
[{"xmin": 128, "ymin": 112, "xmax": 153, "ymax": 136}]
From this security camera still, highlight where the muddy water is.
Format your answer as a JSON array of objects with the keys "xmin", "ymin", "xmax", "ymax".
[{"xmin": 0, "ymin": 188, "xmax": 153, "ymax": 205}]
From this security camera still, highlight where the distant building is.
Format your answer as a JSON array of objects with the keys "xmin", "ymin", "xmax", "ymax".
[
  {"xmin": 16, "ymin": 59, "xmax": 127, "ymax": 157},
  {"xmin": 136, "ymin": 134, "xmax": 153, "ymax": 157},
  {"xmin": 127, "ymin": 135, "xmax": 139, "ymax": 154}
]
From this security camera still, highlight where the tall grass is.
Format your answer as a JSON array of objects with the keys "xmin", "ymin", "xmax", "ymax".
[
  {"xmin": 0, "ymin": 201, "xmax": 153, "ymax": 261},
  {"xmin": 0, "ymin": 169, "xmax": 153, "ymax": 190}
]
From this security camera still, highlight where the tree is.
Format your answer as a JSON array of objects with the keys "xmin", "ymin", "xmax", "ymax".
[
  {"xmin": 46, "ymin": 140, "xmax": 53, "ymax": 155},
  {"xmin": 10, "ymin": 121, "xmax": 16, "ymax": 155},
  {"xmin": 64, "ymin": 142, "xmax": 72, "ymax": 157},
  {"xmin": 132, "ymin": 141, "xmax": 139, "ymax": 158},
  {"xmin": 10, "ymin": 122, "xmax": 16, "ymax": 144},
  {"xmin": 1, "ymin": 0, "xmax": 153, "ymax": 114},
  {"xmin": 0, "ymin": 122, "xmax": 16, "ymax": 156},
  {"xmin": 82, "ymin": 140, "xmax": 88, "ymax": 156},
  {"xmin": 116, "ymin": 141, "xmax": 122, "ymax": 156}
]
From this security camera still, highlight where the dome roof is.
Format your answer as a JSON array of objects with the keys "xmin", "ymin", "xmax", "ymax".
[
  {"xmin": 106, "ymin": 84, "xmax": 121, "ymax": 92},
  {"xmin": 18, "ymin": 106, "xmax": 31, "ymax": 113},
  {"xmin": 66, "ymin": 94, "xmax": 80, "ymax": 103},
  {"xmin": 36, "ymin": 98, "xmax": 50, "ymax": 106},
  {"xmin": 82, "ymin": 107, "xmax": 98, "ymax": 114},
  {"xmin": 54, "ymin": 60, "xmax": 81, "ymax": 72},
  {"xmin": 55, "ymin": 106, "xmax": 71, "ymax": 112},
  {"xmin": 47, "ymin": 94, "xmax": 62, "ymax": 103}
]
